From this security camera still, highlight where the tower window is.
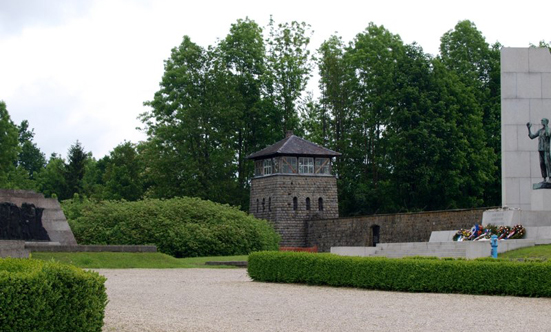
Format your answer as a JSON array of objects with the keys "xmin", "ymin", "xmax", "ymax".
[
  {"xmin": 263, "ymin": 159, "xmax": 272, "ymax": 175},
  {"xmin": 282, "ymin": 156, "xmax": 297, "ymax": 173},
  {"xmin": 298, "ymin": 157, "xmax": 314, "ymax": 174},
  {"xmin": 306, "ymin": 197, "xmax": 311, "ymax": 210},
  {"xmin": 318, "ymin": 197, "xmax": 324, "ymax": 211},
  {"xmin": 293, "ymin": 197, "xmax": 298, "ymax": 211},
  {"xmin": 315, "ymin": 158, "xmax": 330, "ymax": 174},
  {"xmin": 262, "ymin": 198, "xmax": 265, "ymax": 211},
  {"xmin": 255, "ymin": 160, "xmax": 263, "ymax": 176}
]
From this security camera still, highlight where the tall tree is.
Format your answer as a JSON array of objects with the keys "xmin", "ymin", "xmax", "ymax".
[
  {"xmin": 317, "ymin": 35, "xmax": 351, "ymax": 149},
  {"xmin": 439, "ymin": 20, "xmax": 501, "ymax": 206},
  {"xmin": 64, "ymin": 140, "xmax": 88, "ymax": 199},
  {"xmin": 265, "ymin": 17, "xmax": 313, "ymax": 136},
  {"xmin": 0, "ymin": 101, "xmax": 19, "ymax": 185},
  {"xmin": 102, "ymin": 141, "xmax": 145, "ymax": 201},
  {"xmin": 36, "ymin": 153, "xmax": 68, "ymax": 198},
  {"xmin": 17, "ymin": 120, "xmax": 46, "ymax": 179},
  {"xmin": 142, "ymin": 35, "xmax": 239, "ymax": 205},
  {"xmin": 218, "ymin": 18, "xmax": 269, "ymax": 208},
  {"xmin": 338, "ymin": 23, "xmax": 406, "ymax": 215}
]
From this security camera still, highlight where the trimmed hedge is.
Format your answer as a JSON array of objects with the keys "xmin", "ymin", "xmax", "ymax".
[
  {"xmin": 63, "ymin": 196, "xmax": 280, "ymax": 257},
  {"xmin": 0, "ymin": 258, "xmax": 107, "ymax": 332},
  {"xmin": 248, "ymin": 251, "xmax": 551, "ymax": 297}
]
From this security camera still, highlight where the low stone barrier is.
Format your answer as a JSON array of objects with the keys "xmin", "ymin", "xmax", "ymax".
[
  {"xmin": 25, "ymin": 242, "xmax": 157, "ymax": 253},
  {"xmin": 0, "ymin": 240, "xmax": 30, "ymax": 258}
]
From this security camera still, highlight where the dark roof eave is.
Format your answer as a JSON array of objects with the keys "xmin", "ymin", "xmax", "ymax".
[
  {"xmin": 247, "ymin": 151, "xmax": 341, "ymax": 160},
  {"xmin": 246, "ymin": 135, "xmax": 341, "ymax": 160}
]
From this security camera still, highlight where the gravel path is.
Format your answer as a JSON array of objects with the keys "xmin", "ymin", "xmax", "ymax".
[{"xmin": 98, "ymin": 268, "xmax": 551, "ymax": 332}]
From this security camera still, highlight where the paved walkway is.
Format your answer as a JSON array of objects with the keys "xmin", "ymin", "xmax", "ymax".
[{"xmin": 99, "ymin": 269, "xmax": 551, "ymax": 332}]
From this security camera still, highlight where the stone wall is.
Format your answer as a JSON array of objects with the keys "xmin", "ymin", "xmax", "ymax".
[
  {"xmin": 0, "ymin": 189, "xmax": 76, "ymax": 245},
  {"xmin": 501, "ymin": 47, "xmax": 551, "ymax": 210},
  {"xmin": 307, "ymin": 208, "xmax": 489, "ymax": 252},
  {"xmin": 250, "ymin": 174, "xmax": 338, "ymax": 247}
]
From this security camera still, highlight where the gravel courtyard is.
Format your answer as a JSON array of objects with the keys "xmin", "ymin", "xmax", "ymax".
[{"xmin": 99, "ymin": 268, "xmax": 551, "ymax": 332}]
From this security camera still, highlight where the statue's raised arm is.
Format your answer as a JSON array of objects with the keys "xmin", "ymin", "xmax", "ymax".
[{"xmin": 528, "ymin": 118, "xmax": 551, "ymax": 183}]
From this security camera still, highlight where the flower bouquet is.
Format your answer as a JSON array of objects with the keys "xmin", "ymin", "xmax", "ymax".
[{"xmin": 453, "ymin": 224, "xmax": 525, "ymax": 241}]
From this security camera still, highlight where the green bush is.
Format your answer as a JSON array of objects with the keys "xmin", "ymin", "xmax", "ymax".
[
  {"xmin": 64, "ymin": 197, "xmax": 280, "ymax": 257},
  {"xmin": 0, "ymin": 258, "xmax": 107, "ymax": 332},
  {"xmin": 248, "ymin": 251, "xmax": 551, "ymax": 297}
]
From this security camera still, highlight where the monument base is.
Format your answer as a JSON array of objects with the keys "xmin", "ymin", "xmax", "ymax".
[
  {"xmin": 533, "ymin": 182, "xmax": 551, "ymax": 190},
  {"xmin": 531, "ymin": 189, "xmax": 551, "ymax": 211},
  {"xmin": 482, "ymin": 208, "xmax": 551, "ymax": 227}
]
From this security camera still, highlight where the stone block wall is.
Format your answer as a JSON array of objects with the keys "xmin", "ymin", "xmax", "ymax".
[
  {"xmin": 501, "ymin": 47, "xmax": 551, "ymax": 210},
  {"xmin": 0, "ymin": 189, "xmax": 77, "ymax": 245},
  {"xmin": 307, "ymin": 208, "xmax": 488, "ymax": 252},
  {"xmin": 250, "ymin": 174, "xmax": 338, "ymax": 247}
]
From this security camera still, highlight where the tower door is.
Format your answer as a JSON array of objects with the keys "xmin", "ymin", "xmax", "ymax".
[{"xmin": 371, "ymin": 225, "xmax": 380, "ymax": 247}]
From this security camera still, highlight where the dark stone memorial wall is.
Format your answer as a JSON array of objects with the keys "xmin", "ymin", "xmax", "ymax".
[{"xmin": 0, "ymin": 202, "xmax": 50, "ymax": 241}]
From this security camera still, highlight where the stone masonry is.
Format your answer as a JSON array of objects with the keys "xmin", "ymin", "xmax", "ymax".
[
  {"xmin": 501, "ymin": 47, "xmax": 551, "ymax": 210},
  {"xmin": 250, "ymin": 174, "xmax": 338, "ymax": 247},
  {"xmin": 0, "ymin": 189, "xmax": 76, "ymax": 245},
  {"xmin": 307, "ymin": 208, "xmax": 488, "ymax": 252}
]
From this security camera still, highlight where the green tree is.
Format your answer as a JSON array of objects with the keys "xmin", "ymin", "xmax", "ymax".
[
  {"xmin": 36, "ymin": 153, "xmax": 68, "ymax": 198},
  {"xmin": 316, "ymin": 35, "xmax": 352, "ymax": 149},
  {"xmin": 142, "ymin": 35, "xmax": 239, "ymax": 205},
  {"xmin": 0, "ymin": 101, "xmax": 20, "ymax": 185},
  {"xmin": 265, "ymin": 17, "xmax": 313, "ymax": 136},
  {"xmin": 102, "ymin": 141, "xmax": 145, "ymax": 201},
  {"xmin": 64, "ymin": 140, "xmax": 88, "ymax": 199},
  {"xmin": 339, "ymin": 23, "xmax": 406, "ymax": 214},
  {"xmin": 218, "ymin": 18, "xmax": 270, "ymax": 209},
  {"xmin": 385, "ymin": 43, "xmax": 437, "ymax": 211},
  {"xmin": 439, "ymin": 20, "xmax": 501, "ymax": 206},
  {"xmin": 17, "ymin": 120, "xmax": 46, "ymax": 179},
  {"xmin": 80, "ymin": 156, "xmax": 108, "ymax": 200}
]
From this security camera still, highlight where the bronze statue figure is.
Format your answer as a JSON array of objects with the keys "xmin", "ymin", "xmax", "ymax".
[{"xmin": 527, "ymin": 118, "xmax": 551, "ymax": 182}]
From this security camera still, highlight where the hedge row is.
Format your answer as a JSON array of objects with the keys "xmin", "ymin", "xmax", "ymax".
[
  {"xmin": 248, "ymin": 251, "xmax": 551, "ymax": 297},
  {"xmin": 0, "ymin": 258, "xmax": 108, "ymax": 332},
  {"xmin": 63, "ymin": 196, "xmax": 280, "ymax": 257}
]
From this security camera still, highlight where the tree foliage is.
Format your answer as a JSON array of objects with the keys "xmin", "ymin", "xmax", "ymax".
[
  {"xmin": 2, "ymin": 18, "xmax": 504, "ymax": 216},
  {"xmin": 141, "ymin": 17, "xmax": 313, "ymax": 209},
  {"xmin": 17, "ymin": 120, "xmax": 46, "ymax": 179},
  {"xmin": 308, "ymin": 21, "xmax": 500, "ymax": 214},
  {"xmin": 0, "ymin": 101, "xmax": 20, "ymax": 185}
]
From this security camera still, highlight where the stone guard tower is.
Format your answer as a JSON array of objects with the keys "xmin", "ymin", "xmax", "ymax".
[{"xmin": 248, "ymin": 132, "xmax": 340, "ymax": 247}]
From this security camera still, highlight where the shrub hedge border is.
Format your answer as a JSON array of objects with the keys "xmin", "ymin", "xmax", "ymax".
[
  {"xmin": 0, "ymin": 258, "xmax": 108, "ymax": 332},
  {"xmin": 247, "ymin": 251, "xmax": 551, "ymax": 297}
]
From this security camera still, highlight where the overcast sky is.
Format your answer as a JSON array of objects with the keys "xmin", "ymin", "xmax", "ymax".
[{"xmin": 1, "ymin": 0, "xmax": 549, "ymax": 159}]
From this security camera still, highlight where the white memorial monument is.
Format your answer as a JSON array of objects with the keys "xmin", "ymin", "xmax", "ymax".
[{"xmin": 482, "ymin": 47, "xmax": 551, "ymax": 242}]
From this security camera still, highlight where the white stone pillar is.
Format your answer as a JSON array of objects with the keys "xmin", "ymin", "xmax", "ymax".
[{"xmin": 501, "ymin": 47, "xmax": 551, "ymax": 210}]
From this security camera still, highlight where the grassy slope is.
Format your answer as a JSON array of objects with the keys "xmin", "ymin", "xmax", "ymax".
[
  {"xmin": 499, "ymin": 244, "xmax": 551, "ymax": 260},
  {"xmin": 31, "ymin": 252, "xmax": 248, "ymax": 269}
]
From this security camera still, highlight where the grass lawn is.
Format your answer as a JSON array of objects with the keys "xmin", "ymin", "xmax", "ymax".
[
  {"xmin": 499, "ymin": 244, "xmax": 551, "ymax": 260},
  {"xmin": 31, "ymin": 252, "xmax": 248, "ymax": 269}
]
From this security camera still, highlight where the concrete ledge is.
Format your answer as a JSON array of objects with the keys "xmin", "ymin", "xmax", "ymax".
[
  {"xmin": 331, "ymin": 246, "xmax": 378, "ymax": 256},
  {"xmin": 332, "ymin": 239, "xmax": 539, "ymax": 259},
  {"xmin": 0, "ymin": 240, "xmax": 30, "ymax": 258},
  {"xmin": 25, "ymin": 243, "xmax": 157, "ymax": 253},
  {"xmin": 205, "ymin": 261, "xmax": 247, "ymax": 268}
]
